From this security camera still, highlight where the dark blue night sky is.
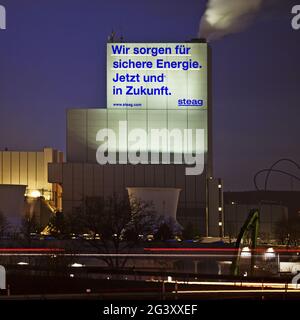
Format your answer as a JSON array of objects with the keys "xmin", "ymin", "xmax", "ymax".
[{"xmin": 0, "ymin": 0, "xmax": 299, "ymax": 191}]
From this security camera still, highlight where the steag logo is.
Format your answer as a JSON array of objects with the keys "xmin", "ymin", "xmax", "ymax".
[
  {"xmin": 0, "ymin": 4, "xmax": 5, "ymax": 30},
  {"xmin": 292, "ymin": 5, "xmax": 300, "ymax": 30}
]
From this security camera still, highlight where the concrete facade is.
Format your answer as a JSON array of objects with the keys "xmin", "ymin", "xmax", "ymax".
[
  {"xmin": 49, "ymin": 162, "xmax": 207, "ymax": 232},
  {"xmin": 0, "ymin": 185, "xmax": 26, "ymax": 228},
  {"xmin": 66, "ymin": 108, "xmax": 208, "ymax": 164},
  {"xmin": 127, "ymin": 187, "xmax": 181, "ymax": 221},
  {"xmin": 0, "ymin": 148, "xmax": 63, "ymax": 210}
]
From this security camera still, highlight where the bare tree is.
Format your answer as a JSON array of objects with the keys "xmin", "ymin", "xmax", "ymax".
[
  {"xmin": 48, "ymin": 211, "xmax": 70, "ymax": 239},
  {"xmin": 19, "ymin": 214, "xmax": 42, "ymax": 245},
  {"xmin": 182, "ymin": 222, "xmax": 198, "ymax": 240},
  {"xmin": 49, "ymin": 195, "xmax": 157, "ymax": 269},
  {"xmin": 154, "ymin": 216, "xmax": 182, "ymax": 241}
]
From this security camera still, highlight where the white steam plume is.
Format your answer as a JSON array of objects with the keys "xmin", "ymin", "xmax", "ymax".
[{"xmin": 199, "ymin": 0, "xmax": 264, "ymax": 41}]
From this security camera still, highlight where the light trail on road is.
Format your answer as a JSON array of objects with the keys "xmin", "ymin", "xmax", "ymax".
[{"xmin": 173, "ymin": 289, "xmax": 300, "ymax": 294}]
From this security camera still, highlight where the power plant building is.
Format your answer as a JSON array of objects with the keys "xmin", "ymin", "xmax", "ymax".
[
  {"xmin": 49, "ymin": 42, "xmax": 222, "ymax": 235},
  {"xmin": 0, "ymin": 148, "xmax": 64, "ymax": 227}
]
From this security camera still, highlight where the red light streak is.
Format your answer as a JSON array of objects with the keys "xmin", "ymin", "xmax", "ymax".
[
  {"xmin": 144, "ymin": 247, "xmax": 300, "ymax": 253},
  {"xmin": 0, "ymin": 248, "xmax": 65, "ymax": 253}
]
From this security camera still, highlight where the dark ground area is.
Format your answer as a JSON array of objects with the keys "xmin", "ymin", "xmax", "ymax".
[{"xmin": 0, "ymin": 272, "xmax": 300, "ymax": 300}]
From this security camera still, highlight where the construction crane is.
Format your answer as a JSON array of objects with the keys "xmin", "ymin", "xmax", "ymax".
[{"xmin": 231, "ymin": 209, "xmax": 260, "ymax": 276}]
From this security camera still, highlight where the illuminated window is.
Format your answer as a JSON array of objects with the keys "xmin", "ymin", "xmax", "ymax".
[{"xmin": 28, "ymin": 190, "xmax": 41, "ymax": 198}]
